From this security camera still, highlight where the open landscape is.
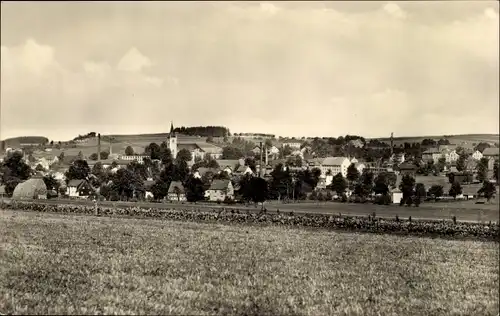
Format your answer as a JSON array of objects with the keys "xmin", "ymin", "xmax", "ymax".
[
  {"xmin": 2, "ymin": 1, "xmax": 499, "ymax": 315},
  {"xmin": 1, "ymin": 209, "xmax": 498, "ymax": 315}
]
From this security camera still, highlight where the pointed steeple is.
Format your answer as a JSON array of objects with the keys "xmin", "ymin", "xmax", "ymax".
[{"xmin": 170, "ymin": 121, "xmax": 174, "ymax": 135}]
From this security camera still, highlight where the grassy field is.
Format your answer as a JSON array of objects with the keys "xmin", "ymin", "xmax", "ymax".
[{"xmin": 1, "ymin": 210, "xmax": 498, "ymax": 315}]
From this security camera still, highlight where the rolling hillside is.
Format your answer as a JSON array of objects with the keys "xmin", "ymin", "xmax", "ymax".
[{"xmin": 371, "ymin": 134, "xmax": 499, "ymax": 146}]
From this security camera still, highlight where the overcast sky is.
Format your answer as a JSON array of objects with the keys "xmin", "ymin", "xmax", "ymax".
[{"xmin": 1, "ymin": 1, "xmax": 498, "ymax": 141}]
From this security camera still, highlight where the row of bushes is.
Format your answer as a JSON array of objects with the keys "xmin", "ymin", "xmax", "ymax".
[{"xmin": 1, "ymin": 201, "xmax": 498, "ymax": 241}]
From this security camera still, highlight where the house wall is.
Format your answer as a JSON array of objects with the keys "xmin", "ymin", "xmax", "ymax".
[
  {"xmin": 168, "ymin": 193, "xmax": 186, "ymax": 201},
  {"xmin": 472, "ymin": 151, "xmax": 483, "ymax": 160},
  {"xmin": 208, "ymin": 189, "xmax": 227, "ymax": 201},
  {"xmin": 66, "ymin": 187, "xmax": 79, "ymax": 197},
  {"xmin": 392, "ymin": 192, "xmax": 403, "ymax": 204}
]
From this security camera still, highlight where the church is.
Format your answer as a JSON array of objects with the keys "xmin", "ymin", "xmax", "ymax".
[{"xmin": 166, "ymin": 122, "xmax": 223, "ymax": 163}]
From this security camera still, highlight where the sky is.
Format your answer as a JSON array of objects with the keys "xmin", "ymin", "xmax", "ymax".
[{"xmin": 1, "ymin": 1, "xmax": 499, "ymax": 141}]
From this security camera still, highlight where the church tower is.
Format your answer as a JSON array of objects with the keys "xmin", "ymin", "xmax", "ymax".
[{"xmin": 168, "ymin": 121, "xmax": 178, "ymax": 158}]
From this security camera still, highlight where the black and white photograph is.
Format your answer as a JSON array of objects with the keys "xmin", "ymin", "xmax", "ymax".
[{"xmin": 0, "ymin": 1, "xmax": 499, "ymax": 315}]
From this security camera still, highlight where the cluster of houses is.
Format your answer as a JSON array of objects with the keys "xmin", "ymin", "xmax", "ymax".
[{"xmin": 2, "ymin": 129, "xmax": 499, "ymax": 203}]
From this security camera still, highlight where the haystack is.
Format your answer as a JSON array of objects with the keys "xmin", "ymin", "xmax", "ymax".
[{"xmin": 12, "ymin": 178, "xmax": 48, "ymax": 200}]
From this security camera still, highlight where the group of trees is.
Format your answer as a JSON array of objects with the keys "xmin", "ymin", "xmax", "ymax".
[
  {"xmin": 0, "ymin": 152, "xmax": 33, "ymax": 195},
  {"xmin": 172, "ymin": 126, "xmax": 230, "ymax": 137}
]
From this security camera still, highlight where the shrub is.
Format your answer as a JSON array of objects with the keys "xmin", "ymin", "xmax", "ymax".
[{"xmin": 0, "ymin": 200, "xmax": 498, "ymax": 242}]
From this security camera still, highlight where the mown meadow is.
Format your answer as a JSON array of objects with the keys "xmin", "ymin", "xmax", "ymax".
[{"xmin": 1, "ymin": 209, "xmax": 498, "ymax": 315}]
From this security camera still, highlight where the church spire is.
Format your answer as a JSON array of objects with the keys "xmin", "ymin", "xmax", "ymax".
[{"xmin": 170, "ymin": 121, "xmax": 174, "ymax": 135}]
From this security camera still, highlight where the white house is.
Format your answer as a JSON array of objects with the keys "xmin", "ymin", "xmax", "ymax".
[
  {"xmin": 268, "ymin": 145, "xmax": 280, "ymax": 155},
  {"xmin": 444, "ymin": 150, "xmax": 459, "ymax": 163},
  {"xmin": 391, "ymin": 188, "xmax": 403, "ymax": 204},
  {"xmin": 66, "ymin": 179, "xmax": 94, "ymax": 198},
  {"xmin": 281, "ymin": 141, "xmax": 302, "ymax": 149},
  {"xmin": 472, "ymin": 150, "xmax": 483, "ymax": 160},
  {"xmin": 207, "ymin": 180, "xmax": 234, "ymax": 201},
  {"xmin": 119, "ymin": 155, "xmax": 149, "ymax": 163},
  {"xmin": 319, "ymin": 157, "xmax": 351, "ymax": 178},
  {"xmin": 355, "ymin": 163, "xmax": 366, "ymax": 174},
  {"xmin": 422, "ymin": 148, "xmax": 442, "ymax": 163}
]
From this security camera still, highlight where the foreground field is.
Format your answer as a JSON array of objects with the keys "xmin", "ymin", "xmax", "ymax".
[{"xmin": 0, "ymin": 210, "xmax": 498, "ymax": 315}]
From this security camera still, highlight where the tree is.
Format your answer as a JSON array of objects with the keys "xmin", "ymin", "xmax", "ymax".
[
  {"xmin": 77, "ymin": 151, "xmax": 84, "ymax": 160},
  {"xmin": 176, "ymin": 148, "xmax": 192, "ymax": 163},
  {"xmin": 100, "ymin": 151, "xmax": 109, "ymax": 160},
  {"xmin": 269, "ymin": 164, "xmax": 292, "ymax": 201},
  {"xmin": 222, "ymin": 146, "xmax": 244, "ymax": 160},
  {"xmin": 476, "ymin": 157, "xmax": 489, "ymax": 183},
  {"xmin": 65, "ymin": 160, "xmax": 91, "ymax": 181},
  {"xmin": 449, "ymin": 181, "xmax": 462, "ymax": 199},
  {"xmin": 428, "ymin": 185, "xmax": 444, "ymax": 201},
  {"xmin": 184, "ymin": 176, "xmax": 205, "ymax": 202},
  {"xmin": 355, "ymin": 170, "xmax": 374, "ymax": 199},
  {"xmin": 399, "ymin": 174, "xmax": 416, "ymax": 206},
  {"xmin": 89, "ymin": 153, "xmax": 99, "ymax": 161},
  {"xmin": 373, "ymin": 173, "xmax": 389, "ymax": 196},
  {"xmin": 91, "ymin": 162, "xmax": 109, "ymax": 187},
  {"xmin": 327, "ymin": 173, "xmax": 347, "ymax": 197},
  {"xmin": 437, "ymin": 157, "xmax": 446, "ymax": 173},
  {"xmin": 415, "ymin": 183, "xmax": 426, "ymax": 206},
  {"xmin": 346, "ymin": 163, "xmax": 360, "ymax": 189},
  {"xmin": 0, "ymin": 152, "xmax": 32, "ymax": 196},
  {"xmin": 43, "ymin": 174, "xmax": 59, "ymax": 192},
  {"xmin": 206, "ymin": 136, "xmax": 214, "ymax": 143},
  {"xmin": 478, "ymin": 181, "xmax": 496, "ymax": 202},
  {"xmin": 159, "ymin": 143, "xmax": 173, "ymax": 166},
  {"xmin": 125, "ymin": 146, "xmax": 134, "ymax": 156},
  {"xmin": 456, "ymin": 153, "xmax": 468, "ymax": 172},
  {"xmin": 249, "ymin": 177, "xmax": 269, "ymax": 208},
  {"xmin": 494, "ymin": 160, "xmax": 499, "ymax": 182},
  {"xmin": 145, "ymin": 142, "xmax": 161, "ymax": 160},
  {"xmin": 282, "ymin": 145, "xmax": 293, "ymax": 157},
  {"xmin": 35, "ymin": 164, "xmax": 45, "ymax": 172},
  {"xmin": 244, "ymin": 157, "xmax": 257, "ymax": 172},
  {"xmin": 58, "ymin": 152, "xmax": 65, "ymax": 162},
  {"xmin": 111, "ymin": 168, "xmax": 145, "ymax": 200}
]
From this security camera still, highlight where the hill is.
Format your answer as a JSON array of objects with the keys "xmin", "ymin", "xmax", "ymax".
[
  {"xmin": 370, "ymin": 134, "xmax": 499, "ymax": 146},
  {"xmin": 1, "ymin": 136, "xmax": 49, "ymax": 148}
]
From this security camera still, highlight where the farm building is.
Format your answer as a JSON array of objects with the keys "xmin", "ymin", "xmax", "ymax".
[
  {"xmin": 207, "ymin": 179, "xmax": 234, "ymax": 202},
  {"xmin": 12, "ymin": 178, "xmax": 48, "ymax": 200},
  {"xmin": 167, "ymin": 181, "xmax": 187, "ymax": 201},
  {"xmin": 66, "ymin": 179, "xmax": 94, "ymax": 198},
  {"xmin": 391, "ymin": 188, "xmax": 403, "ymax": 204}
]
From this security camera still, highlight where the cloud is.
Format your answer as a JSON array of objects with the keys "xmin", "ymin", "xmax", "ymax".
[
  {"xmin": 117, "ymin": 47, "xmax": 152, "ymax": 72},
  {"xmin": 1, "ymin": 2, "xmax": 498, "ymax": 139},
  {"xmin": 1, "ymin": 39, "xmax": 176, "ymax": 140},
  {"xmin": 260, "ymin": 3, "xmax": 280, "ymax": 15},
  {"xmin": 383, "ymin": 3, "xmax": 407, "ymax": 19}
]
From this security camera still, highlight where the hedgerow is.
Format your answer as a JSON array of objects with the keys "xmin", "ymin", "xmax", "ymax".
[{"xmin": 1, "ymin": 201, "xmax": 498, "ymax": 241}]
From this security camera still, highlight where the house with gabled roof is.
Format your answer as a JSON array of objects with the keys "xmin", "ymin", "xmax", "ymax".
[
  {"xmin": 207, "ymin": 179, "xmax": 234, "ymax": 201},
  {"xmin": 167, "ymin": 181, "xmax": 186, "ymax": 201},
  {"xmin": 482, "ymin": 147, "xmax": 499, "ymax": 160},
  {"xmin": 66, "ymin": 179, "xmax": 94, "ymax": 198},
  {"xmin": 235, "ymin": 164, "xmax": 254, "ymax": 176},
  {"xmin": 215, "ymin": 159, "xmax": 241, "ymax": 174}
]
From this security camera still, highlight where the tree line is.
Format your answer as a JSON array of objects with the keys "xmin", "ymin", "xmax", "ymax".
[{"xmin": 172, "ymin": 126, "xmax": 230, "ymax": 137}]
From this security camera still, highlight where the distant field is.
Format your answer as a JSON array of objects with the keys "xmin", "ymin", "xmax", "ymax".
[
  {"xmin": 0, "ymin": 210, "xmax": 498, "ymax": 315},
  {"xmin": 374, "ymin": 134, "xmax": 499, "ymax": 146}
]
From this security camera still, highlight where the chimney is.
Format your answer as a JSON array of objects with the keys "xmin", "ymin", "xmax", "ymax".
[
  {"xmin": 265, "ymin": 145, "xmax": 268, "ymax": 166},
  {"xmin": 97, "ymin": 134, "xmax": 101, "ymax": 161},
  {"xmin": 259, "ymin": 141, "xmax": 263, "ymax": 178},
  {"xmin": 390, "ymin": 132, "xmax": 394, "ymax": 156}
]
